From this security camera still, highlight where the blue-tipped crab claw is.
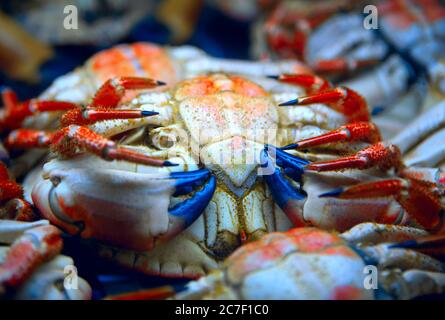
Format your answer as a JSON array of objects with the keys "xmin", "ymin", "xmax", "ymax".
[
  {"xmin": 168, "ymin": 170, "xmax": 216, "ymax": 228},
  {"xmin": 32, "ymin": 166, "xmax": 216, "ymax": 252},
  {"xmin": 260, "ymin": 146, "xmax": 309, "ymax": 227}
]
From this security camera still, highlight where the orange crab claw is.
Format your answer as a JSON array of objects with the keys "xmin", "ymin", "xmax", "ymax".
[
  {"xmin": 91, "ymin": 77, "xmax": 166, "ymax": 108},
  {"xmin": 281, "ymin": 122, "xmax": 381, "ymax": 150},
  {"xmin": 305, "ymin": 142, "xmax": 402, "ymax": 172},
  {"xmin": 6, "ymin": 129, "xmax": 54, "ymax": 149},
  {"xmin": 51, "ymin": 125, "xmax": 177, "ymax": 167},
  {"xmin": 311, "ymin": 58, "xmax": 379, "ymax": 75},
  {"xmin": 279, "ymin": 86, "xmax": 370, "ymax": 123},
  {"xmin": 0, "ymin": 224, "xmax": 63, "ymax": 293},
  {"xmin": 268, "ymin": 74, "xmax": 331, "ymax": 94},
  {"xmin": 60, "ymin": 108, "xmax": 159, "ymax": 126},
  {"xmin": 319, "ymin": 178, "xmax": 444, "ymax": 232}
]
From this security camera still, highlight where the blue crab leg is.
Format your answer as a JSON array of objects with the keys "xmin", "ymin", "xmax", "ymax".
[{"xmin": 260, "ymin": 147, "xmax": 308, "ymax": 227}]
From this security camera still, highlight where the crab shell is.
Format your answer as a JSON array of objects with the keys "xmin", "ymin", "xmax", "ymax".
[
  {"xmin": 176, "ymin": 227, "xmax": 374, "ymax": 299},
  {"xmin": 29, "ymin": 73, "xmax": 405, "ymax": 278}
]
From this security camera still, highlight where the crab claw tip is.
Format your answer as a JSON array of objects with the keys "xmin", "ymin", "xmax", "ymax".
[
  {"xmin": 163, "ymin": 160, "xmax": 179, "ymax": 167},
  {"xmin": 278, "ymin": 98, "xmax": 299, "ymax": 107},
  {"xmin": 141, "ymin": 110, "xmax": 159, "ymax": 117},
  {"xmin": 319, "ymin": 188, "xmax": 344, "ymax": 198},
  {"xmin": 280, "ymin": 143, "xmax": 299, "ymax": 150},
  {"xmin": 156, "ymin": 80, "xmax": 167, "ymax": 86},
  {"xmin": 267, "ymin": 75, "xmax": 280, "ymax": 80}
]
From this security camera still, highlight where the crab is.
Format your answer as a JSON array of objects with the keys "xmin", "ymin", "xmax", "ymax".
[
  {"xmin": 2, "ymin": 41, "xmax": 310, "ymax": 178},
  {"xmin": 5, "ymin": 69, "xmax": 402, "ymax": 278},
  {"xmin": 172, "ymin": 222, "xmax": 445, "ymax": 300},
  {"xmin": 0, "ymin": 219, "xmax": 91, "ymax": 300},
  {"xmin": 254, "ymin": 0, "xmax": 445, "ymax": 137}
]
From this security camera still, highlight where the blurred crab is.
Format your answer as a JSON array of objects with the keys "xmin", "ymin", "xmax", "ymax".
[
  {"xmin": 254, "ymin": 0, "xmax": 445, "ymax": 137},
  {"xmin": 6, "ymin": 69, "xmax": 402, "ymax": 278},
  {"xmin": 0, "ymin": 219, "xmax": 91, "ymax": 300},
  {"xmin": 173, "ymin": 223, "xmax": 445, "ymax": 300}
]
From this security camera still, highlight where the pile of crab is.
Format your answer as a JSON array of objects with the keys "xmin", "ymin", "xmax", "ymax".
[{"xmin": 0, "ymin": 40, "xmax": 444, "ymax": 300}]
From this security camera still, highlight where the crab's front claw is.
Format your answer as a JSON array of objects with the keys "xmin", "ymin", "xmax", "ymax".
[
  {"xmin": 32, "ymin": 167, "xmax": 216, "ymax": 252},
  {"xmin": 260, "ymin": 146, "xmax": 308, "ymax": 227}
]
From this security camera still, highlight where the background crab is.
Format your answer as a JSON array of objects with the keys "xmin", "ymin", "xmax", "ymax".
[
  {"xmin": 172, "ymin": 223, "xmax": 445, "ymax": 300},
  {"xmin": 0, "ymin": 219, "xmax": 91, "ymax": 299}
]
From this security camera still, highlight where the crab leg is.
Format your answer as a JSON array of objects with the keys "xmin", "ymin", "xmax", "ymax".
[
  {"xmin": 281, "ymin": 122, "xmax": 381, "ymax": 150},
  {"xmin": 267, "ymin": 74, "xmax": 331, "ymax": 94},
  {"xmin": 51, "ymin": 125, "xmax": 177, "ymax": 167},
  {"xmin": 91, "ymin": 77, "xmax": 166, "ymax": 108},
  {"xmin": 279, "ymin": 86, "xmax": 370, "ymax": 122},
  {"xmin": 0, "ymin": 163, "xmax": 22, "ymax": 202},
  {"xmin": 319, "ymin": 178, "xmax": 444, "ymax": 232},
  {"xmin": 0, "ymin": 222, "xmax": 63, "ymax": 296},
  {"xmin": 60, "ymin": 108, "xmax": 159, "ymax": 127},
  {"xmin": 1, "ymin": 87, "xmax": 19, "ymax": 111},
  {"xmin": 305, "ymin": 142, "xmax": 403, "ymax": 172},
  {"xmin": 388, "ymin": 270, "xmax": 445, "ymax": 300},
  {"xmin": 311, "ymin": 58, "xmax": 380, "ymax": 75}
]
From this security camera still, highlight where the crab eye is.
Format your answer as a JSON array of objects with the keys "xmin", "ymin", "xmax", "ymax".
[{"xmin": 151, "ymin": 130, "xmax": 177, "ymax": 149}]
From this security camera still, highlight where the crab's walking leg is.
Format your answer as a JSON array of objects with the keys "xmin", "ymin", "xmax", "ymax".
[
  {"xmin": 279, "ymin": 86, "xmax": 370, "ymax": 122},
  {"xmin": 311, "ymin": 58, "xmax": 380, "ymax": 75},
  {"xmin": 51, "ymin": 125, "xmax": 177, "ymax": 167},
  {"xmin": 60, "ymin": 108, "xmax": 159, "ymax": 127},
  {"xmin": 282, "ymin": 122, "xmax": 381, "ymax": 150},
  {"xmin": 320, "ymin": 178, "xmax": 444, "ymax": 232},
  {"xmin": 267, "ymin": 74, "xmax": 331, "ymax": 94},
  {"xmin": 1, "ymin": 87, "xmax": 19, "ymax": 111},
  {"xmin": 0, "ymin": 163, "xmax": 23, "ymax": 202},
  {"xmin": 384, "ymin": 270, "xmax": 445, "ymax": 300},
  {"xmin": 0, "ymin": 223, "xmax": 62, "ymax": 296},
  {"xmin": 6, "ymin": 129, "xmax": 54, "ymax": 149},
  {"xmin": 305, "ymin": 142, "xmax": 403, "ymax": 172},
  {"xmin": 341, "ymin": 223, "xmax": 429, "ymax": 245},
  {"xmin": 91, "ymin": 77, "xmax": 166, "ymax": 108}
]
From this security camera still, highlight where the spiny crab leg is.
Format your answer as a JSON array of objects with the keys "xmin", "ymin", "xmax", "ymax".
[
  {"xmin": 0, "ymin": 162, "xmax": 22, "ymax": 202},
  {"xmin": 260, "ymin": 146, "xmax": 308, "ymax": 227},
  {"xmin": 0, "ymin": 221, "xmax": 63, "ymax": 297},
  {"xmin": 59, "ymin": 108, "xmax": 158, "ymax": 127},
  {"xmin": 267, "ymin": 73, "xmax": 331, "ymax": 94},
  {"xmin": 281, "ymin": 122, "xmax": 382, "ymax": 150},
  {"xmin": 0, "ymin": 77, "xmax": 165, "ymax": 131},
  {"xmin": 319, "ymin": 178, "xmax": 444, "ymax": 232},
  {"xmin": 305, "ymin": 142, "xmax": 403, "ymax": 172},
  {"xmin": 91, "ymin": 77, "xmax": 166, "ymax": 108},
  {"xmin": 50, "ymin": 125, "xmax": 177, "ymax": 167},
  {"xmin": 0, "ymin": 163, "xmax": 35, "ymax": 221},
  {"xmin": 279, "ymin": 86, "xmax": 370, "ymax": 123}
]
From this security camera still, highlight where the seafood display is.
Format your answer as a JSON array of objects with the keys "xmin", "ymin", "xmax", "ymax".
[{"xmin": 0, "ymin": 0, "xmax": 444, "ymax": 301}]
